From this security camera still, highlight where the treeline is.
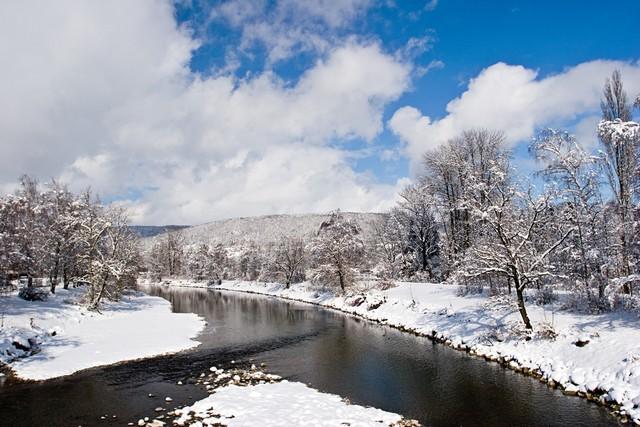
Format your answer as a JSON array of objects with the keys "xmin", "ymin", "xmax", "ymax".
[
  {"xmin": 147, "ymin": 71, "xmax": 640, "ymax": 330},
  {"xmin": 0, "ymin": 176, "xmax": 140, "ymax": 308},
  {"xmin": 146, "ymin": 211, "xmax": 365, "ymax": 291}
]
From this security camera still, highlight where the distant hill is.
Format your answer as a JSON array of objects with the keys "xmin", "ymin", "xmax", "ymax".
[
  {"xmin": 130, "ymin": 225, "xmax": 189, "ymax": 238},
  {"xmin": 140, "ymin": 212, "xmax": 384, "ymax": 247}
]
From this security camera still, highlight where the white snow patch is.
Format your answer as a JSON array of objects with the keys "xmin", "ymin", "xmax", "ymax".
[
  {"xmin": 174, "ymin": 381, "xmax": 402, "ymax": 426},
  {"xmin": 0, "ymin": 288, "xmax": 205, "ymax": 380}
]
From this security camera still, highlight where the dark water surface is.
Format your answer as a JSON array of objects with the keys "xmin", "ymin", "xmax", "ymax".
[{"xmin": 0, "ymin": 285, "xmax": 620, "ymax": 427}]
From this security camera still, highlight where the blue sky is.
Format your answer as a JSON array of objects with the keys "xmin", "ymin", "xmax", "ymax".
[
  {"xmin": 176, "ymin": 0, "xmax": 640, "ymax": 184},
  {"xmin": 1, "ymin": 1, "xmax": 639, "ymax": 224}
]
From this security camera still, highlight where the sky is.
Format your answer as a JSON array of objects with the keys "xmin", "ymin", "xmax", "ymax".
[{"xmin": 1, "ymin": 0, "xmax": 639, "ymax": 225}]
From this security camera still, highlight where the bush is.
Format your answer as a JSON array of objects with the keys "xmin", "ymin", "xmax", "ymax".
[
  {"xmin": 534, "ymin": 285, "xmax": 557, "ymax": 305},
  {"xmin": 18, "ymin": 286, "xmax": 49, "ymax": 301}
]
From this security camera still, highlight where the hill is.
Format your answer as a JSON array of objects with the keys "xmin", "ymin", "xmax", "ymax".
[{"xmin": 141, "ymin": 212, "xmax": 384, "ymax": 247}]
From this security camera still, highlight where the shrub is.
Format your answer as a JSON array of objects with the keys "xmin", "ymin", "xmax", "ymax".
[{"xmin": 18, "ymin": 287, "xmax": 49, "ymax": 301}]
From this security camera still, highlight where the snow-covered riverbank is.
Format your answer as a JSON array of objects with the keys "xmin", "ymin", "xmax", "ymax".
[
  {"xmin": 154, "ymin": 279, "xmax": 640, "ymax": 425},
  {"xmin": 0, "ymin": 287, "xmax": 205, "ymax": 380}
]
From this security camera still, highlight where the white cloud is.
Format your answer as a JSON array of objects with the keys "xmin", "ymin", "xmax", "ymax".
[
  {"xmin": 389, "ymin": 60, "xmax": 640, "ymax": 171},
  {"xmin": 212, "ymin": 0, "xmax": 372, "ymax": 64},
  {"xmin": 0, "ymin": 1, "xmax": 410, "ymax": 224}
]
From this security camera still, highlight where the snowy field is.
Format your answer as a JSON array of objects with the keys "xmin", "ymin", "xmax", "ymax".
[
  {"xmin": 174, "ymin": 381, "xmax": 404, "ymax": 427},
  {"xmin": 0, "ymin": 287, "xmax": 205, "ymax": 380},
  {"xmin": 157, "ymin": 279, "xmax": 640, "ymax": 425}
]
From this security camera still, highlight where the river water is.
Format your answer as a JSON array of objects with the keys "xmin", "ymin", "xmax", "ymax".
[{"xmin": 0, "ymin": 285, "xmax": 620, "ymax": 426}]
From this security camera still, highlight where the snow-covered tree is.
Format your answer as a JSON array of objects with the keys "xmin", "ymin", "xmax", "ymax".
[
  {"xmin": 530, "ymin": 129, "xmax": 609, "ymax": 300},
  {"xmin": 421, "ymin": 129, "xmax": 510, "ymax": 268},
  {"xmin": 309, "ymin": 211, "xmax": 364, "ymax": 291},
  {"xmin": 394, "ymin": 185, "xmax": 440, "ymax": 279},
  {"xmin": 185, "ymin": 243, "xmax": 217, "ymax": 281},
  {"xmin": 369, "ymin": 212, "xmax": 405, "ymax": 279},
  {"xmin": 458, "ymin": 169, "xmax": 574, "ymax": 329},
  {"xmin": 270, "ymin": 237, "xmax": 306, "ymax": 288},
  {"xmin": 596, "ymin": 72, "xmax": 639, "ymax": 293},
  {"xmin": 149, "ymin": 230, "xmax": 185, "ymax": 278}
]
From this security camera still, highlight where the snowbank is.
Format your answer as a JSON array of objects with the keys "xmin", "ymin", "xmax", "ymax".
[
  {"xmin": 0, "ymin": 287, "xmax": 205, "ymax": 380},
  {"xmin": 158, "ymin": 279, "xmax": 640, "ymax": 425},
  {"xmin": 173, "ymin": 380, "xmax": 403, "ymax": 427}
]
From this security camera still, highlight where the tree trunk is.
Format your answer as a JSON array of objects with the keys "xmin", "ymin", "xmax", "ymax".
[
  {"xmin": 512, "ymin": 270, "xmax": 532, "ymax": 330},
  {"xmin": 515, "ymin": 286, "xmax": 532, "ymax": 330}
]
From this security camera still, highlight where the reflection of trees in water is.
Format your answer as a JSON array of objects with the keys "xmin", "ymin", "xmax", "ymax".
[{"xmin": 142, "ymin": 286, "xmax": 326, "ymax": 342}]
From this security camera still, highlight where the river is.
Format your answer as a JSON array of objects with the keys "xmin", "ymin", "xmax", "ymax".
[{"xmin": 0, "ymin": 285, "xmax": 620, "ymax": 426}]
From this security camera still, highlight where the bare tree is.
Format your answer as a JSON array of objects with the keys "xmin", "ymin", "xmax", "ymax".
[
  {"xmin": 601, "ymin": 70, "xmax": 632, "ymax": 122},
  {"xmin": 421, "ymin": 129, "xmax": 509, "ymax": 267},
  {"xmin": 271, "ymin": 237, "xmax": 306, "ymax": 288},
  {"xmin": 395, "ymin": 185, "xmax": 440, "ymax": 279},
  {"xmin": 369, "ymin": 212, "xmax": 404, "ymax": 279},
  {"xmin": 530, "ymin": 129, "xmax": 609, "ymax": 300},
  {"xmin": 149, "ymin": 230, "xmax": 185, "ymax": 278}
]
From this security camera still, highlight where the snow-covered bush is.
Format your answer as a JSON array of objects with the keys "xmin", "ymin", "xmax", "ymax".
[{"xmin": 18, "ymin": 286, "xmax": 49, "ymax": 301}]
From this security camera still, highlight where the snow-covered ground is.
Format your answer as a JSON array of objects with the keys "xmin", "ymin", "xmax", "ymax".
[
  {"xmin": 0, "ymin": 287, "xmax": 205, "ymax": 380},
  {"xmin": 157, "ymin": 278, "xmax": 640, "ymax": 425},
  {"xmin": 174, "ymin": 380, "xmax": 404, "ymax": 427}
]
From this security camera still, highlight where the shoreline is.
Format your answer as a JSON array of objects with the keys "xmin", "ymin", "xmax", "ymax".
[{"xmin": 0, "ymin": 287, "xmax": 205, "ymax": 381}]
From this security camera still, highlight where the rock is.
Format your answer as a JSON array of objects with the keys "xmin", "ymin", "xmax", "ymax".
[
  {"xmin": 148, "ymin": 393, "xmax": 154, "ymax": 398},
  {"xmin": 155, "ymin": 407, "xmax": 164, "ymax": 412},
  {"xmin": 573, "ymin": 339, "xmax": 590, "ymax": 347},
  {"xmin": 12, "ymin": 337, "xmax": 31, "ymax": 351},
  {"xmin": 137, "ymin": 419, "xmax": 145, "ymax": 426},
  {"xmin": 165, "ymin": 397, "xmax": 173, "ymax": 402}
]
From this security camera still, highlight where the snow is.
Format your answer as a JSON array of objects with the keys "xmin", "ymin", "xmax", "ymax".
[
  {"xmin": 0, "ymin": 287, "xmax": 205, "ymax": 380},
  {"xmin": 174, "ymin": 380, "xmax": 403, "ymax": 427},
  {"xmin": 158, "ymin": 279, "xmax": 640, "ymax": 424}
]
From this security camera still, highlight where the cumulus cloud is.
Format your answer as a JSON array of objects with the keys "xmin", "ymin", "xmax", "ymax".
[
  {"xmin": 389, "ymin": 60, "xmax": 640, "ymax": 170},
  {"xmin": 0, "ymin": 0, "xmax": 410, "ymax": 224}
]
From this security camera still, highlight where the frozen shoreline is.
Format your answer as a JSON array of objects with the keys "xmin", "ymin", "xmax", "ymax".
[
  {"xmin": 154, "ymin": 278, "xmax": 640, "ymax": 425},
  {"xmin": 0, "ymin": 287, "xmax": 205, "ymax": 380}
]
